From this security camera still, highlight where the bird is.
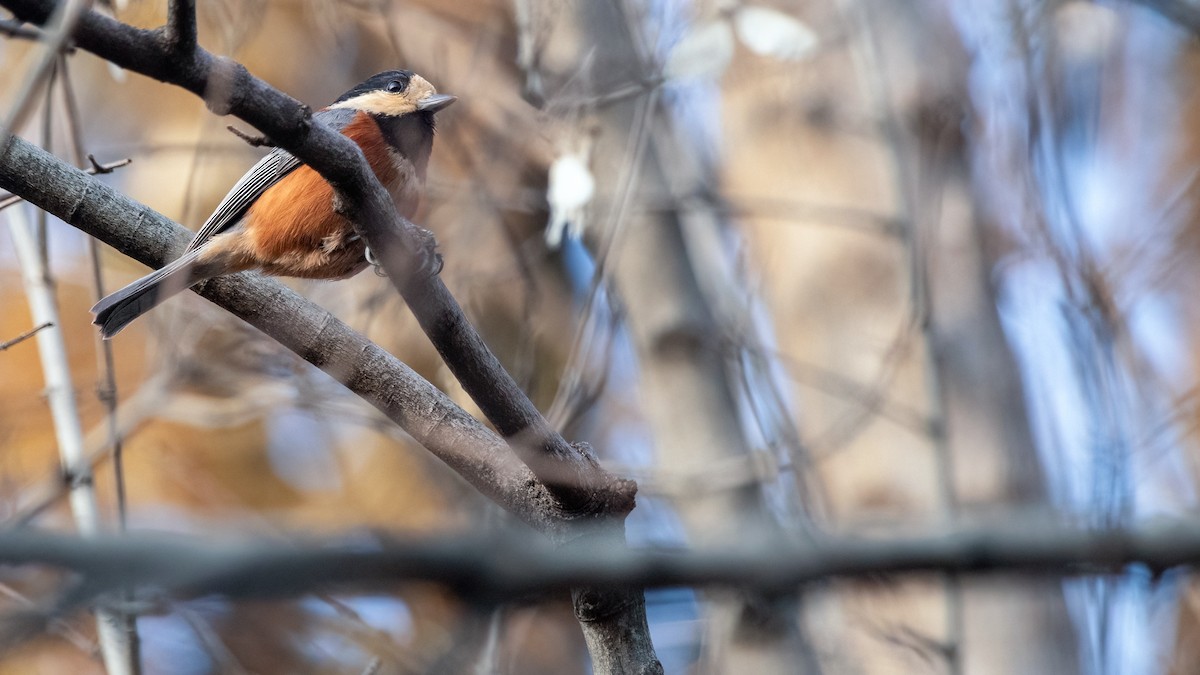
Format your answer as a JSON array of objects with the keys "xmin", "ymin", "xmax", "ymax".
[{"xmin": 91, "ymin": 69, "xmax": 456, "ymax": 338}]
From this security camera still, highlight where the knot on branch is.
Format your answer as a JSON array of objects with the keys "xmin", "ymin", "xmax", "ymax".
[
  {"xmin": 571, "ymin": 585, "xmax": 637, "ymax": 623},
  {"xmin": 570, "ymin": 440, "xmax": 599, "ymax": 464},
  {"xmin": 203, "ymin": 57, "xmax": 245, "ymax": 116},
  {"xmin": 540, "ymin": 441, "xmax": 638, "ymax": 521},
  {"xmin": 60, "ymin": 465, "xmax": 94, "ymax": 490}
]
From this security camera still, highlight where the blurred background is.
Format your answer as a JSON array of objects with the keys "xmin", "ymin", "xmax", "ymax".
[{"xmin": 3, "ymin": 0, "xmax": 1200, "ymax": 672}]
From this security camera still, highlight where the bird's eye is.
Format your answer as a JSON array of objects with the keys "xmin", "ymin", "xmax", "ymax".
[{"xmin": 386, "ymin": 79, "xmax": 407, "ymax": 93}]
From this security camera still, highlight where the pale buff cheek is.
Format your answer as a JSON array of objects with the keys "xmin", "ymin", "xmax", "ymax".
[{"xmin": 329, "ymin": 75, "xmax": 439, "ymax": 116}]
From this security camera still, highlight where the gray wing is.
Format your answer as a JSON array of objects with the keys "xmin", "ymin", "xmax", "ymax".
[{"xmin": 184, "ymin": 108, "xmax": 359, "ymax": 253}]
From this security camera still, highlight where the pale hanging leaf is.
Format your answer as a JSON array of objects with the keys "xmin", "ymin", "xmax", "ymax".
[
  {"xmin": 664, "ymin": 19, "xmax": 735, "ymax": 81},
  {"xmin": 545, "ymin": 154, "xmax": 595, "ymax": 248},
  {"xmin": 733, "ymin": 6, "xmax": 817, "ymax": 61}
]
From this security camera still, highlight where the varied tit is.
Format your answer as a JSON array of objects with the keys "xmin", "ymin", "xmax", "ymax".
[{"xmin": 91, "ymin": 69, "xmax": 456, "ymax": 338}]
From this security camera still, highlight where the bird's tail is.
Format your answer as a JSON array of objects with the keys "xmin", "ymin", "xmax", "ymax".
[{"xmin": 92, "ymin": 250, "xmax": 210, "ymax": 338}]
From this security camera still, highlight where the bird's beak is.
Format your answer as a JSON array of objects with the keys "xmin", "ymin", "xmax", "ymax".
[{"xmin": 417, "ymin": 94, "xmax": 457, "ymax": 113}]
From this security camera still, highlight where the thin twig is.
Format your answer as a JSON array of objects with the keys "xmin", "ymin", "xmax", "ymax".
[
  {"xmin": 0, "ymin": 322, "xmax": 53, "ymax": 350},
  {"xmin": 0, "ymin": 156, "xmax": 132, "ymax": 212},
  {"xmin": 225, "ymin": 124, "xmax": 274, "ymax": 147},
  {"xmin": 0, "ymin": 0, "xmax": 87, "ymax": 143},
  {"xmin": 175, "ymin": 604, "xmax": 252, "ymax": 675},
  {"xmin": 59, "ymin": 55, "xmax": 132, "ymax": 531},
  {"xmin": 0, "ymin": 16, "xmax": 40, "ymax": 38},
  {"xmin": 0, "ymin": 582, "xmax": 97, "ymax": 653},
  {"xmin": 850, "ymin": 3, "xmax": 962, "ymax": 672},
  {"xmin": 58, "ymin": 54, "xmax": 143, "ymax": 668},
  {"xmin": 21, "ymin": 60, "xmax": 138, "ymax": 675}
]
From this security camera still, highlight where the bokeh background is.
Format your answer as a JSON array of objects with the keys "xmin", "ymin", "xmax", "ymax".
[{"xmin": 3, "ymin": 0, "xmax": 1200, "ymax": 672}]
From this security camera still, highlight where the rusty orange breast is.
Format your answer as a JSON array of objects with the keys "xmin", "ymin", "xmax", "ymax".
[{"xmin": 242, "ymin": 112, "xmax": 405, "ymax": 276}]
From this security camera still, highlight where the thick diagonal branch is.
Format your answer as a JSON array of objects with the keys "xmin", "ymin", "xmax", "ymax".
[{"xmin": 0, "ymin": 134, "xmax": 569, "ymax": 539}]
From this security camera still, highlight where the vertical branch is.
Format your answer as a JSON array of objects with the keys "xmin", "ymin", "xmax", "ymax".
[
  {"xmin": 58, "ymin": 56, "xmax": 131, "ymax": 532},
  {"xmin": 0, "ymin": 0, "xmax": 87, "ymax": 141},
  {"xmin": 58, "ymin": 55, "xmax": 143, "ymax": 666},
  {"xmin": 557, "ymin": 0, "xmax": 815, "ymax": 670},
  {"xmin": 6, "ymin": 206, "xmax": 137, "ymax": 675},
  {"xmin": 849, "ymin": 3, "xmax": 963, "ymax": 673},
  {"xmin": 163, "ymin": 0, "xmax": 197, "ymax": 52},
  {"xmin": 35, "ymin": 60, "xmax": 54, "ymax": 271}
]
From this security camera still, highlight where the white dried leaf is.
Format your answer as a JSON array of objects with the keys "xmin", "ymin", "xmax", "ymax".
[
  {"xmin": 664, "ymin": 20, "xmax": 735, "ymax": 81},
  {"xmin": 546, "ymin": 154, "xmax": 595, "ymax": 248},
  {"xmin": 734, "ymin": 6, "xmax": 817, "ymax": 61}
]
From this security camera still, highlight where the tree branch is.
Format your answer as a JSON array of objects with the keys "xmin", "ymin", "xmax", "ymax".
[
  {"xmin": 1125, "ymin": 0, "xmax": 1200, "ymax": 34},
  {"xmin": 7, "ymin": 205, "xmax": 137, "ymax": 675},
  {"xmin": 0, "ymin": 155, "xmax": 130, "ymax": 211},
  {"xmin": 0, "ymin": 134, "xmax": 568, "ymax": 539},
  {"xmin": 0, "ymin": 17, "xmax": 42, "ymax": 40},
  {"xmin": 3, "ymin": 518, "xmax": 1198, "ymax": 607},
  {"xmin": 163, "ymin": 0, "xmax": 196, "ymax": 52},
  {"xmin": 0, "ymin": 321, "xmax": 52, "ymax": 350}
]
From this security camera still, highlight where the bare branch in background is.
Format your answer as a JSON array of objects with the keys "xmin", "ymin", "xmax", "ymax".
[
  {"xmin": 849, "ymin": 2, "xmax": 963, "ymax": 670},
  {"xmin": 7, "ymin": 205, "xmax": 138, "ymax": 674},
  {"xmin": 1126, "ymin": 0, "xmax": 1200, "ymax": 33},
  {"xmin": 0, "ymin": 17, "xmax": 40, "ymax": 39},
  {"xmin": 0, "ymin": 322, "xmax": 52, "ymax": 351},
  {"xmin": 53, "ymin": 52, "xmax": 143, "ymax": 662},
  {"xmin": 0, "ymin": 0, "xmax": 87, "ymax": 141},
  {"xmin": 2, "ymin": 518, "xmax": 1200, "ymax": 607}
]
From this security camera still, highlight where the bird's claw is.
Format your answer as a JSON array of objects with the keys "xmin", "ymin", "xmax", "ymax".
[
  {"xmin": 363, "ymin": 229, "xmax": 443, "ymax": 281},
  {"xmin": 413, "ymin": 227, "xmax": 444, "ymax": 279}
]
